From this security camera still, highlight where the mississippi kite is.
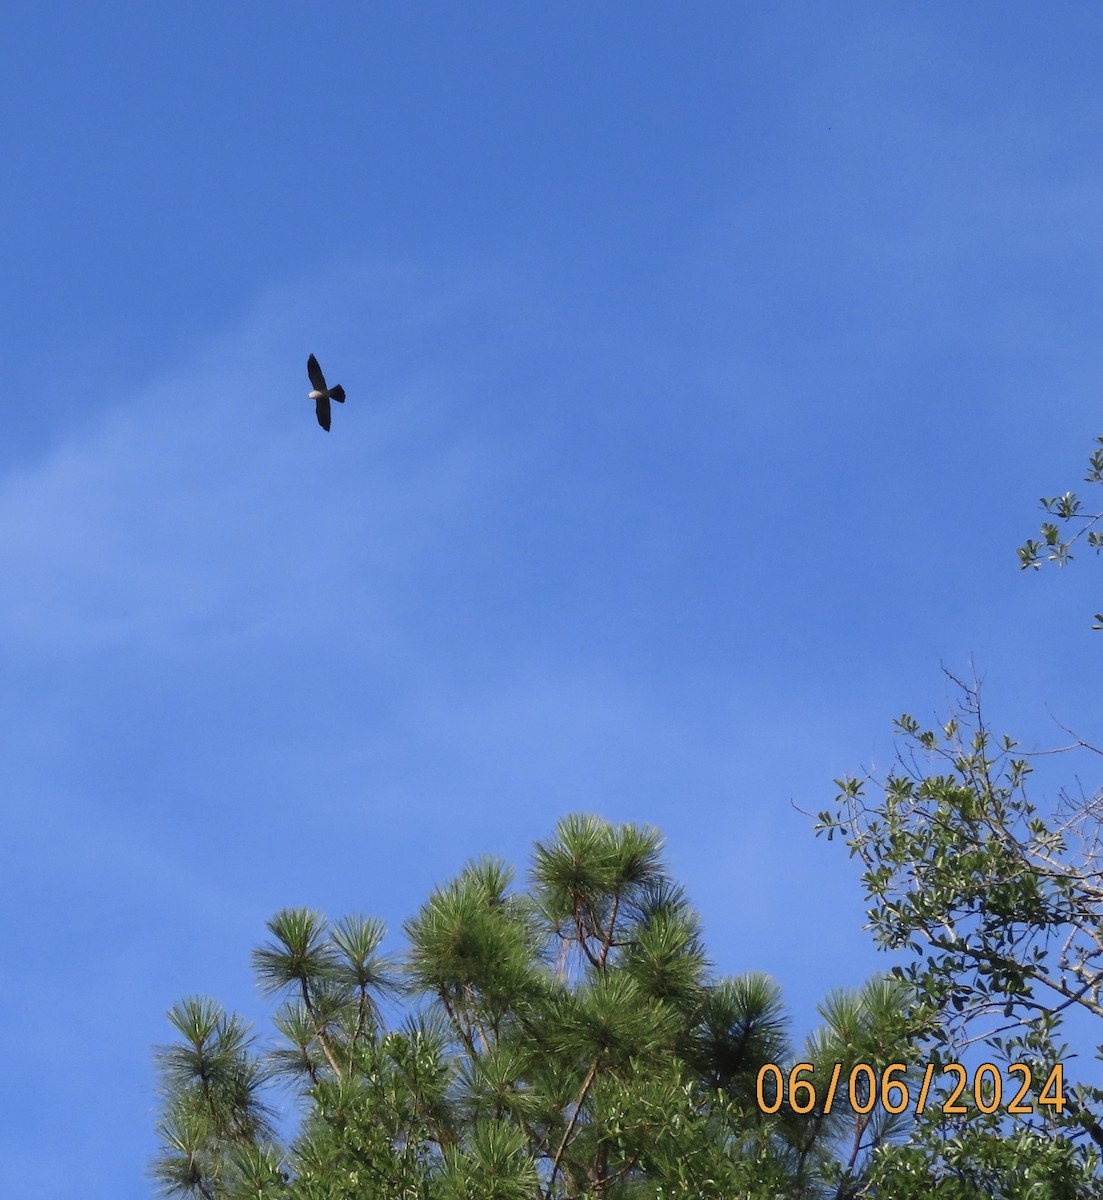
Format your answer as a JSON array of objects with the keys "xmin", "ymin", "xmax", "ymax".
[{"xmin": 307, "ymin": 354, "xmax": 346, "ymax": 431}]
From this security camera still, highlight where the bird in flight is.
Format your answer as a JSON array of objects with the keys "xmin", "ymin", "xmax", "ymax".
[{"xmin": 307, "ymin": 354, "xmax": 346, "ymax": 431}]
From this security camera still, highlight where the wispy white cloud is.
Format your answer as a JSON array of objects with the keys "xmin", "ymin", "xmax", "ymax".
[{"xmin": 0, "ymin": 264, "xmax": 521, "ymax": 659}]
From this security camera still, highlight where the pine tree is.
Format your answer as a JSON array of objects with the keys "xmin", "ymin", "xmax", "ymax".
[{"xmin": 152, "ymin": 814, "xmax": 930, "ymax": 1199}]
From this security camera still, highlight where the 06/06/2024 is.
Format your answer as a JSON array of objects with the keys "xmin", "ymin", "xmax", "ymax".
[{"xmin": 755, "ymin": 1061, "xmax": 1067, "ymax": 1118}]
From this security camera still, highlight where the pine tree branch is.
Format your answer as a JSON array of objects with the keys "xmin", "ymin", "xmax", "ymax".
[
  {"xmin": 547, "ymin": 1057, "xmax": 601, "ymax": 1197},
  {"xmin": 300, "ymin": 978, "xmax": 343, "ymax": 1081},
  {"xmin": 598, "ymin": 892, "xmax": 621, "ymax": 967}
]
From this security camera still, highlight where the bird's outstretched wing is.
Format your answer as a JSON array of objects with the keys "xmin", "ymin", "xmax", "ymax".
[
  {"xmin": 315, "ymin": 394, "xmax": 332, "ymax": 431},
  {"xmin": 307, "ymin": 353, "xmax": 327, "ymax": 392}
]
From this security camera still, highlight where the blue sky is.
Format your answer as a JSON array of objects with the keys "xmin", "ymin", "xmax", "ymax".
[{"xmin": 4, "ymin": 3, "xmax": 1103, "ymax": 1194}]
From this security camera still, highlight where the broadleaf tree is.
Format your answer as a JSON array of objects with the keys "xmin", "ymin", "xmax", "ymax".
[
  {"xmin": 816, "ymin": 682, "xmax": 1103, "ymax": 1197},
  {"xmin": 808, "ymin": 428, "xmax": 1103, "ymax": 1195},
  {"xmin": 1018, "ymin": 432, "xmax": 1103, "ymax": 628}
]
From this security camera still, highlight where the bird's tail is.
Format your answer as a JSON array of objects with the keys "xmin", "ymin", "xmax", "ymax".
[{"xmin": 330, "ymin": 385, "xmax": 346, "ymax": 403}]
